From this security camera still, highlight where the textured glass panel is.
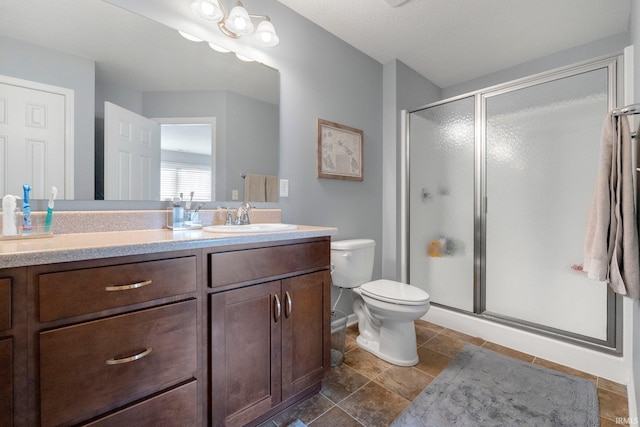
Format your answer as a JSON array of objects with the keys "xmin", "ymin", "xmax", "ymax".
[
  {"xmin": 485, "ymin": 69, "xmax": 609, "ymax": 340},
  {"xmin": 409, "ymin": 97, "xmax": 475, "ymax": 311}
]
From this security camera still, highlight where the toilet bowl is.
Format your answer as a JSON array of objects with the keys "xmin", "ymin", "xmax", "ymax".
[{"xmin": 331, "ymin": 239, "xmax": 430, "ymax": 366}]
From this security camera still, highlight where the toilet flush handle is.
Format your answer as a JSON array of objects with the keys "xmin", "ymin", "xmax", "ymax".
[{"xmin": 342, "ymin": 252, "xmax": 352, "ymax": 258}]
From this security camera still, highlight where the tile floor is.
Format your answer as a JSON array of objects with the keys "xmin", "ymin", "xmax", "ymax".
[{"xmin": 262, "ymin": 320, "xmax": 630, "ymax": 427}]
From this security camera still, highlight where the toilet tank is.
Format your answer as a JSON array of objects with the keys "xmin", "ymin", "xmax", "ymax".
[{"xmin": 330, "ymin": 239, "xmax": 375, "ymax": 288}]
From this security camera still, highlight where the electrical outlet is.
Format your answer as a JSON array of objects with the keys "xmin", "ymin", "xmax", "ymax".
[
  {"xmin": 232, "ymin": 189, "xmax": 239, "ymax": 200},
  {"xmin": 279, "ymin": 179, "xmax": 289, "ymax": 197}
]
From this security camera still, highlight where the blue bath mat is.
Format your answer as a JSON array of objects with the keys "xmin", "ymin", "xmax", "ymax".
[{"xmin": 391, "ymin": 344, "xmax": 599, "ymax": 426}]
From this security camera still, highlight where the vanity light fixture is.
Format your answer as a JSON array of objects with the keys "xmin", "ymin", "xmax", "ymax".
[
  {"xmin": 189, "ymin": 0, "xmax": 279, "ymax": 46},
  {"xmin": 178, "ymin": 30, "xmax": 204, "ymax": 42}
]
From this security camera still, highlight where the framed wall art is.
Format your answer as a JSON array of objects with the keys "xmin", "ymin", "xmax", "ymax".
[{"xmin": 317, "ymin": 119, "xmax": 363, "ymax": 181}]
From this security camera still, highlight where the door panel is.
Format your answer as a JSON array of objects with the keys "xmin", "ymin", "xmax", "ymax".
[
  {"xmin": 281, "ymin": 271, "xmax": 330, "ymax": 400},
  {"xmin": 0, "ymin": 78, "xmax": 69, "ymax": 199},
  {"xmin": 209, "ymin": 281, "xmax": 281, "ymax": 427},
  {"xmin": 104, "ymin": 102, "xmax": 160, "ymax": 200}
]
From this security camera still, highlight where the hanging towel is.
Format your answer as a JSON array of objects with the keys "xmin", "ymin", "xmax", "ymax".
[
  {"xmin": 244, "ymin": 174, "xmax": 266, "ymax": 202},
  {"xmin": 583, "ymin": 113, "xmax": 640, "ymax": 298},
  {"xmin": 265, "ymin": 175, "xmax": 279, "ymax": 202}
]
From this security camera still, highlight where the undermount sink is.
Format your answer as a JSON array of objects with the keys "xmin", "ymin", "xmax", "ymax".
[{"xmin": 203, "ymin": 223, "xmax": 298, "ymax": 233}]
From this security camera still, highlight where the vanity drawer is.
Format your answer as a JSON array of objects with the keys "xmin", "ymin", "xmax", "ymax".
[
  {"xmin": 0, "ymin": 278, "xmax": 10, "ymax": 331},
  {"xmin": 83, "ymin": 380, "xmax": 197, "ymax": 427},
  {"xmin": 39, "ymin": 256, "xmax": 197, "ymax": 322},
  {"xmin": 39, "ymin": 300, "xmax": 197, "ymax": 427},
  {"xmin": 209, "ymin": 240, "xmax": 330, "ymax": 288}
]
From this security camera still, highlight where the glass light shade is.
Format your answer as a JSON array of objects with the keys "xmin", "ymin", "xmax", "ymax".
[
  {"xmin": 235, "ymin": 53, "xmax": 254, "ymax": 62},
  {"xmin": 191, "ymin": 0, "xmax": 224, "ymax": 22},
  {"xmin": 178, "ymin": 30, "xmax": 203, "ymax": 42},
  {"xmin": 209, "ymin": 42, "xmax": 231, "ymax": 53},
  {"xmin": 254, "ymin": 20, "xmax": 279, "ymax": 46},
  {"xmin": 225, "ymin": 4, "xmax": 254, "ymax": 36}
]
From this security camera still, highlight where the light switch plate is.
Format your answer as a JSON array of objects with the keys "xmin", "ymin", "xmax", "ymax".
[
  {"xmin": 232, "ymin": 189, "xmax": 239, "ymax": 200},
  {"xmin": 279, "ymin": 179, "xmax": 289, "ymax": 197}
]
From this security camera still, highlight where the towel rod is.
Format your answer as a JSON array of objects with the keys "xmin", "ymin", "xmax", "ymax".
[{"xmin": 612, "ymin": 103, "xmax": 640, "ymax": 116}]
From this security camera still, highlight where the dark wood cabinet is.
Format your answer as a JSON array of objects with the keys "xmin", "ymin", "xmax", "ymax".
[
  {"xmin": 1, "ymin": 235, "xmax": 332, "ymax": 427},
  {"xmin": 0, "ymin": 268, "xmax": 27, "ymax": 427},
  {"xmin": 31, "ymin": 251, "xmax": 200, "ymax": 427},
  {"xmin": 208, "ymin": 239, "xmax": 331, "ymax": 427}
]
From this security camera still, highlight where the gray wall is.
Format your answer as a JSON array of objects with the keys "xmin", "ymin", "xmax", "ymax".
[
  {"xmin": 0, "ymin": 36, "xmax": 95, "ymax": 200},
  {"xmin": 382, "ymin": 60, "xmax": 441, "ymax": 283},
  {"xmin": 142, "ymin": 90, "xmax": 278, "ymax": 201}
]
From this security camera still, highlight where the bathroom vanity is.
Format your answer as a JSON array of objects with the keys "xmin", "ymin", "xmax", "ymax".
[{"xmin": 0, "ymin": 223, "xmax": 335, "ymax": 427}]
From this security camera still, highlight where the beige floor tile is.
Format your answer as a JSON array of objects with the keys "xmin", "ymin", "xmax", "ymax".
[
  {"xmin": 309, "ymin": 406, "xmax": 364, "ymax": 427},
  {"xmin": 321, "ymin": 363, "xmax": 370, "ymax": 403},
  {"xmin": 598, "ymin": 377, "xmax": 627, "ymax": 397},
  {"xmin": 481, "ymin": 341, "xmax": 535, "ymax": 363},
  {"xmin": 415, "ymin": 323, "xmax": 440, "ymax": 346},
  {"xmin": 268, "ymin": 393, "xmax": 335, "ymax": 427},
  {"xmin": 414, "ymin": 346, "xmax": 452, "ymax": 377},
  {"xmin": 343, "ymin": 347, "xmax": 392, "ymax": 380},
  {"xmin": 338, "ymin": 382, "xmax": 409, "ymax": 427},
  {"xmin": 415, "ymin": 319, "xmax": 446, "ymax": 332},
  {"xmin": 533, "ymin": 357, "xmax": 597, "ymax": 383},
  {"xmin": 421, "ymin": 333, "xmax": 467, "ymax": 358},
  {"xmin": 441, "ymin": 328, "xmax": 485, "ymax": 346},
  {"xmin": 598, "ymin": 387, "xmax": 630, "ymax": 424},
  {"xmin": 374, "ymin": 366, "xmax": 433, "ymax": 401}
]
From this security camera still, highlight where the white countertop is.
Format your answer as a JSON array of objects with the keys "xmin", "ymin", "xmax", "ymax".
[{"xmin": 0, "ymin": 225, "xmax": 337, "ymax": 268}]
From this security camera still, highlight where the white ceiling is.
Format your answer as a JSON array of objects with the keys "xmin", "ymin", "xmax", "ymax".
[{"xmin": 277, "ymin": 0, "xmax": 632, "ymax": 88}]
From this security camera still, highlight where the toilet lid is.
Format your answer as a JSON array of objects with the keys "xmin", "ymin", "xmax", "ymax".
[{"xmin": 360, "ymin": 280, "xmax": 430, "ymax": 306}]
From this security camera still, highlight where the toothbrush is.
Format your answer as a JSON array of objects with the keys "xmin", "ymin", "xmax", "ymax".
[
  {"xmin": 186, "ymin": 191, "xmax": 194, "ymax": 210},
  {"xmin": 22, "ymin": 184, "xmax": 32, "ymax": 234},
  {"xmin": 44, "ymin": 186, "xmax": 57, "ymax": 232}
]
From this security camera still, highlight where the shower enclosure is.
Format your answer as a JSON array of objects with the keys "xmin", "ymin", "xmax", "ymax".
[{"xmin": 406, "ymin": 56, "xmax": 622, "ymax": 351}]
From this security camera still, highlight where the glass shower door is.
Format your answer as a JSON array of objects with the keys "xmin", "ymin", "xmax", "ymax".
[
  {"xmin": 408, "ymin": 97, "xmax": 475, "ymax": 311},
  {"xmin": 483, "ymin": 68, "xmax": 611, "ymax": 340}
]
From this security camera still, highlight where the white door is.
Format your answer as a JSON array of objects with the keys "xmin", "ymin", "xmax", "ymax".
[
  {"xmin": 104, "ymin": 102, "xmax": 160, "ymax": 200},
  {"xmin": 0, "ymin": 76, "xmax": 73, "ymax": 199}
]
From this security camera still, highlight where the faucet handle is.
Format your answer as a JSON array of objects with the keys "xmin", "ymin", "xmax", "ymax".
[{"xmin": 225, "ymin": 207, "xmax": 233, "ymax": 225}]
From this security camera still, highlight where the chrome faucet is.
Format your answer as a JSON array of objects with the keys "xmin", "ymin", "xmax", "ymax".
[
  {"xmin": 225, "ymin": 207, "xmax": 234, "ymax": 225},
  {"xmin": 235, "ymin": 202, "xmax": 251, "ymax": 225}
]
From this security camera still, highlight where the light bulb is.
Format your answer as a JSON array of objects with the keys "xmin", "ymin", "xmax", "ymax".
[
  {"xmin": 225, "ymin": 3, "xmax": 254, "ymax": 36},
  {"xmin": 191, "ymin": 0, "xmax": 224, "ymax": 22},
  {"xmin": 255, "ymin": 20, "xmax": 279, "ymax": 47}
]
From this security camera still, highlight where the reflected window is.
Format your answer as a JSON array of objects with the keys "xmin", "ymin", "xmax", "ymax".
[
  {"xmin": 159, "ymin": 122, "xmax": 214, "ymax": 201},
  {"xmin": 160, "ymin": 161, "xmax": 211, "ymax": 201}
]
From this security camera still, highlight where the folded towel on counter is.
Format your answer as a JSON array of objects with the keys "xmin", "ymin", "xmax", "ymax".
[{"xmin": 583, "ymin": 113, "xmax": 640, "ymax": 298}]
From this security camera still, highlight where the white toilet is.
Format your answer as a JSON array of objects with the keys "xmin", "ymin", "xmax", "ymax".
[{"xmin": 331, "ymin": 239, "xmax": 430, "ymax": 366}]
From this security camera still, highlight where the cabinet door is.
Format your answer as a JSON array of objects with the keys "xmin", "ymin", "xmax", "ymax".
[
  {"xmin": 0, "ymin": 338, "xmax": 12, "ymax": 427},
  {"xmin": 210, "ymin": 281, "xmax": 282, "ymax": 427},
  {"xmin": 281, "ymin": 271, "xmax": 331, "ymax": 400}
]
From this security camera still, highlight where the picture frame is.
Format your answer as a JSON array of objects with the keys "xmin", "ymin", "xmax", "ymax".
[{"xmin": 317, "ymin": 119, "xmax": 364, "ymax": 181}]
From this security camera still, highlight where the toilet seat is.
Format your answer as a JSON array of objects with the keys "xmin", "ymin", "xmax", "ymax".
[{"xmin": 360, "ymin": 280, "xmax": 429, "ymax": 306}]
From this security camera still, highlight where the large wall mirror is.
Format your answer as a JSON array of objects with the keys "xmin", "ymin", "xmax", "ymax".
[{"xmin": 0, "ymin": 0, "xmax": 279, "ymax": 203}]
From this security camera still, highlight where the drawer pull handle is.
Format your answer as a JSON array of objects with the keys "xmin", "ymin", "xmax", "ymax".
[
  {"xmin": 284, "ymin": 291, "xmax": 292, "ymax": 318},
  {"xmin": 274, "ymin": 294, "xmax": 281, "ymax": 322},
  {"xmin": 106, "ymin": 347, "xmax": 153, "ymax": 365},
  {"xmin": 105, "ymin": 279, "xmax": 153, "ymax": 292}
]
